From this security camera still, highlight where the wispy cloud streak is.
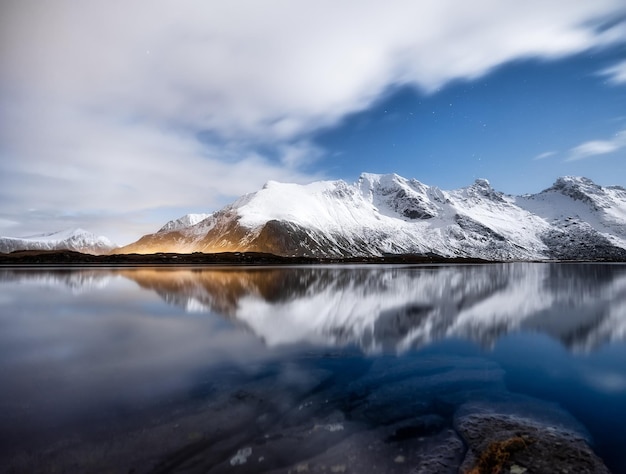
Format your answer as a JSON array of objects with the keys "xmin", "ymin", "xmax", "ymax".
[
  {"xmin": 533, "ymin": 151, "xmax": 557, "ymax": 160},
  {"xmin": 600, "ymin": 59, "xmax": 626, "ymax": 84},
  {"xmin": 566, "ymin": 130, "xmax": 626, "ymax": 161}
]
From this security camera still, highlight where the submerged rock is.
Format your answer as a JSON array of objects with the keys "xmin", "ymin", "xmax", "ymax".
[
  {"xmin": 264, "ymin": 423, "xmax": 464, "ymax": 474},
  {"xmin": 455, "ymin": 413, "xmax": 610, "ymax": 474},
  {"xmin": 3, "ymin": 352, "xmax": 616, "ymax": 473}
]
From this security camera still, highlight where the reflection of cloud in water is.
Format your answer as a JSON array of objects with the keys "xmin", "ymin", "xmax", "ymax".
[
  {"xmin": 582, "ymin": 370, "xmax": 626, "ymax": 394},
  {"xmin": 0, "ymin": 278, "xmax": 281, "ymax": 444}
]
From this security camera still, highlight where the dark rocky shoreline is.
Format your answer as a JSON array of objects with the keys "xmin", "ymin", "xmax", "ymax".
[
  {"xmin": 0, "ymin": 250, "xmax": 492, "ymax": 266},
  {"xmin": 1, "ymin": 249, "xmax": 625, "ymax": 266}
]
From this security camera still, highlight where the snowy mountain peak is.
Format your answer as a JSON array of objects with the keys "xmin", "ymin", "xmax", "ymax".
[
  {"xmin": 22, "ymin": 228, "xmax": 112, "ymax": 244},
  {"xmin": 358, "ymin": 172, "xmax": 422, "ymax": 190},
  {"xmin": 554, "ymin": 175, "xmax": 596, "ymax": 187},
  {"xmin": 358, "ymin": 171, "xmax": 393, "ymax": 183},
  {"xmin": 467, "ymin": 178, "xmax": 503, "ymax": 199},
  {"xmin": 473, "ymin": 178, "xmax": 491, "ymax": 189},
  {"xmin": 0, "ymin": 228, "xmax": 116, "ymax": 255},
  {"xmin": 539, "ymin": 176, "xmax": 625, "ymax": 213},
  {"xmin": 158, "ymin": 213, "xmax": 212, "ymax": 233},
  {"xmin": 356, "ymin": 173, "xmax": 440, "ymax": 220},
  {"xmin": 551, "ymin": 176, "xmax": 602, "ymax": 199},
  {"xmin": 459, "ymin": 178, "xmax": 505, "ymax": 203}
]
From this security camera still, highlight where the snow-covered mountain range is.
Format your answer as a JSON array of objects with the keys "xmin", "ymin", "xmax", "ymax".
[
  {"xmin": 0, "ymin": 228, "xmax": 117, "ymax": 255},
  {"xmin": 118, "ymin": 174, "xmax": 626, "ymax": 260}
]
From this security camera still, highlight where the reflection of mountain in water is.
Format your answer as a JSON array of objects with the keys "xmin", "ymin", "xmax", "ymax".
[
  {"xmin": 0, "ymin": 269, "xmax": 113, "ymax": 293},
  {"xmin": 119, "ymin": 264, "xmax": 626, "ymax": 353},
  {"xmin": 3, "ymin": 264, "xmax": 625, "ymax": 352}
]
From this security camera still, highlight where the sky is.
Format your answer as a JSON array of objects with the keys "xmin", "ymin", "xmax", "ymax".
[{"xmin": 1, "ymin": 1, "xmax": 626, "ymax": 245}]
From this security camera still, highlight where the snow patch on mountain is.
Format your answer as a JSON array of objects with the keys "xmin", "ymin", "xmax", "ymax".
[{"xmin": 158, "ymin": 213, "xmax": 212, "ymax": 233}]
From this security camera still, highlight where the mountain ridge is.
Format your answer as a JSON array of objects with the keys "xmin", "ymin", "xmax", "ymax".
[
  {"xmin": 116, "ymin": 174, "xmax": 626, "ymax": 261},
  {"xmin": 0, "ymin": 228, "xmax": 117, "ymax": 255},
  {"xmin": 2, "ymin": 174, "xmax": 625, "ymax": 260}
]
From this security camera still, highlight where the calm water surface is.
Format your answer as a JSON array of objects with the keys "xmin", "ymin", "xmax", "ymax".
[{"xmin": 0, "ymin": 263, "xmax": 625, "ymax": 473}]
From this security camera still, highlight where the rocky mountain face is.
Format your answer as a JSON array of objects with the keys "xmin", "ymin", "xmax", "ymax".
[
  {"xmin": 0, "ymin": 228, "xmax": 117, "ymax": 255},
  {"xmin": 157, "ymin": 213, "xmax": 212, "ymax": 233},
  {"xmin": 118, "ymin": 174, "xmax": 626, "ymax": 260}
]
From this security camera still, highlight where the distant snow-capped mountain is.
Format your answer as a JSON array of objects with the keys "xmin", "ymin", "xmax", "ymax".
[
  {"xmin": 117, "ymin": 174, "xmax": 626, "ymax": 260},
  {"xmin": 0, "ymin": 228, "xmax": 117, "ymax": 255}
]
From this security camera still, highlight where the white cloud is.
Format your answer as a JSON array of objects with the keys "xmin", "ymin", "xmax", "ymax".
[
  {"xmin": 279, "ymin": 142, "xmax": 324, "ymax": 168},
  {"xmin": 533, "ymin": 151, "xmax": 557, "ymax": 160},
  {"xmin": 600, "ymin": 59, "xmax": 626, "ymax": 84},
  {"xmin": 567, "ymin": 129, "xmax": 626, "ymax": 161},
  {"xmin": 1, "ymin": 0, "xmax": 626, "ymax": 242},
  {"xmin": 0, "ymin": 101, "xmax": 322, "ymax": 243}
]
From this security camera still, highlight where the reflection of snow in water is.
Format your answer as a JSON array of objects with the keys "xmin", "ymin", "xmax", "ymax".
[
  {"xmin": 184, "ymin": 297, "xmax": 212, "ymax": 313},
  {"xmin": 0, "ymin": 270, "xmax": 114, "ymax": 294},
  {"xmin": 216, "ymin": 264, "xmax": 626, "ymax": 353},
  {"xmin": 230, "ymin": 447, "xmax": 252, "ymax": 466},
  {"xmin": 3, "ymin": 264, "xmax": 625, "ymax": 353}
]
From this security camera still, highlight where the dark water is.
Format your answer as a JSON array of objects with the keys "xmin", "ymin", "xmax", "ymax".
[{"xmin": 0, "ymin": 263, "xmax": 625, "ymax": 473}]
